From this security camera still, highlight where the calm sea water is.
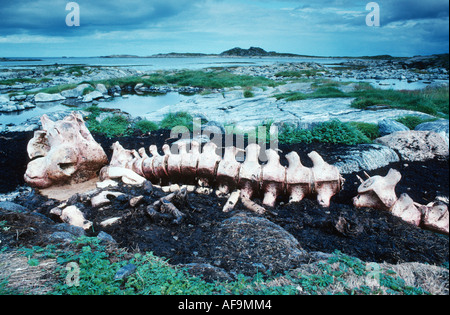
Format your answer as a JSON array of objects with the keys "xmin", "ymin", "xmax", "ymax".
[{"xmin": 0, "ymin": 56, "xmax": 346, "ymax": 71}]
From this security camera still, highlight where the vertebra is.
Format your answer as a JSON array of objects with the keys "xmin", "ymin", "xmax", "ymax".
[
  {"xmin": 102, "ymin": 141, "xmax": 344, "ymax": 208},
  {"xmin": 353, "ymin": 169, "xmax": 449, "ymax": 235}
]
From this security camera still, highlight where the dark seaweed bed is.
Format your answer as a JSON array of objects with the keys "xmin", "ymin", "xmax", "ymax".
[{"xmin": 1, "ymin": 130, "xmax": 448, "ymax": 276}]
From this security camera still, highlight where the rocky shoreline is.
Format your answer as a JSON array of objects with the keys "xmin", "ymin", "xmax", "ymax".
[
  {"xmin": 1, "ymin": 55, "xmax": 449, "ymax": 117},
  {"xmin": 1, "ymin": 77, "xmax": 449, "ymax": 136},
  {"xmin": 0, "ymin": 65, "xmax": 142, "ymax": 113},
  {"xmin": 0, "ymin": 52, "xmax": 449, "ymax": 293},
  {"xmin": 226, "ymin": 54, "xmax": 449, "ymax": 82}
]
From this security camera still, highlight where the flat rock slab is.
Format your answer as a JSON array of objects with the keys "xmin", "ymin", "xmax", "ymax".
[
  {"xmin": 142, "ymin": 90, "xmax": 434, "ymax": 130},
  {"xmin": 278, "ymin": 98, "xmax": 434, "ymax": 129},
  {"xmin": 142, "ymin": 91, "xmax": 293, "ymax": 129},
  {"xmin": 34, "ymin": 93, "xmax": 66, "ymax": 103},
  {"xmin": 333, "ymin": 144, "xmax": 400, "ymax": 174}
]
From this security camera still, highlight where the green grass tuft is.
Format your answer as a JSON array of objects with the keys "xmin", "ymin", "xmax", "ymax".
[
  {"xmin": 134, "ymin": 119, "xmax": 159, "ymax": 134},
  {"xmin": 159, "ymin": 112, "xmax": 195, "ymax": 132},
  {"xmin": 396, "ymin": 115, "xmax": 438, "ymax": 130},
  {"xmin": 349, "ymin": 122, "xmax": 380, "ymax": 140},
  {"xmin": 279, "ymin": 120, "xmax": 372, "ymax": 145},
  {"xmin": 275, "ymin": 69, "xmax": 326, "ymax": 78},
  {"xmin": 243, "ymin": 89, "xmax": 255, "ymax": 98},
  {"xmin": 275, "ymin": 87, "xmax": 347, "ymax": 102},
  {"xmin": 88, "ymin": 115, "xmax": 131, "ymax": 138}
]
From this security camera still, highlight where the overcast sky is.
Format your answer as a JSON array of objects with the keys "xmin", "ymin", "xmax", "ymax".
[{"xmin": 0, "ymin": 0, "xmax": 448, "ymax": 57}]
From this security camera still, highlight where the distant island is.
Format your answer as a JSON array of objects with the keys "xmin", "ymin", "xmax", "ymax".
[
  {"xmin": 4, "ymin": 47, "xmax": 445, "ymax": 70},
  {"xmin": 98, "ymin": 48, "xmax": 449, "ymax": 70},
  {"xmin": 219, "ymin": 47, "xmax": 313, "ymax": 57},
  {"xmin": 0, "ymin": 57, "xmax": 43, "ymax": 62},
  {"xmin": 99, "ymin": 47, "xmax": 325, "ymax": 59}
]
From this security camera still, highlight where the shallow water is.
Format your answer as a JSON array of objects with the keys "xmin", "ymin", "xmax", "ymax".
[
  {"xmin": 0, "ymin": 103, "xmax": 69, "ymax": 126},
  {"xmin": 99, "ymin": 93, "xmax": 192, "ymax": 117},
  {"xmin": 337, "ymin": 77, "xmax": 439, "ymax": 90},
  {"xmin": 0, "ymin": 93, "xmax": 192, "ymax": 127},
  {"xmin": 0, "ymin": 56, "xmax": 347, "ymax": 71}
]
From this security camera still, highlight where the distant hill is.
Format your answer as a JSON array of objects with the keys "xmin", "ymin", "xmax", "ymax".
[
  {"xmin": 220, "ymin": 47, "xmax": 305, "ymax": 57},
  {"xmin": 100, "ymin": 47, "xmax": 308, "ymax": 58},
  {"xmin": 0, "ymin": 57, "xmax": 42, "ymax": 62},
  {"xmin": 220, "ymin": 47, "xmax": 270, "ymax": 56},
  {"xmin": 100, "ymin": 55, "xmax": 141, "ymax": 58},
  {"xmin": 151, "ymin": 52, "xmax": 211, "ymax": 58}
]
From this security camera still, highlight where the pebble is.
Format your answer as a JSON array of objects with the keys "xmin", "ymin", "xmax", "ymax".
[
  {"xmin": 97, "ymin": 231, "xmax": 117, "ymax": 244},
  {"xmin": 114, "ymin": 264, "xmax": 137, "ymax": 281}
]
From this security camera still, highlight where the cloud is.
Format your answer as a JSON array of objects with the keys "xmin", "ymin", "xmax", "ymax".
[
  {"xmin": 0, "ymin": 0, "xmax": 448, "ymax": 57},
  {"xmin": 0, "ymin": 0, "xmax": 205, "ymax": 36},
  {"xmin": 381, "ymin": 0, "xmax": 449, "ymax": 25}
]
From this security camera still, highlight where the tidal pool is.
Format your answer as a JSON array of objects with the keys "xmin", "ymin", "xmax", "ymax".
[
  {"xmin": 0, "ymin": 92, "xmax": 193, "ymax": 128},
  {"xmin": 0, "ymin": 102, "xmax": 69, "ymax": 127},
  {"xmin": 99, "ymin": 93, "xmax": 192, "ymax": 117}
]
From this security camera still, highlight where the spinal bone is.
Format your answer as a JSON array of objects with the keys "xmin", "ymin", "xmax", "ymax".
[
  {"xmin": 353, "ymin": 169, "xmax": 401, "ymax": 211},
  {"xmin": 261, "ymin": 149, "xmax": 286, "ymax": 207},
  {"xmin": 285, "ymin": 152, "xmax": 312, "ymax": 204},
  {"xmin": 100, "ymin": 141, "xmax": 343, "ymax": 208},
  {"xmin": 353, "ymin": 169, "xmax": 449, "ymax": 235}
]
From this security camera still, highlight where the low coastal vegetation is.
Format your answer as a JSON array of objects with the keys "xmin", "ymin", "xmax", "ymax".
[
  {"xmin": 0, "ymin": 78, "xmax": 52, "ymax": 86},
  {"xmin": 70, "ymin": 68, "xmax": 447, "ymax": 143},
  {"xmin": 395, "ymin": 115, "xmax": 438, "ymax": 130},
  {"xmin": 92, "ymin": 70, "xmax": 278, "ymax": 90},
  {"xmin": 278, "ymin": 120, "xmax": 373, "ymax": 145},
  {"xmin": 275, "ymin": 85, "xmax": 449, "ymax": 119},
  {"xmin": 351, "ymin": 87, "xmax": 449, "ymax": 118},
  {"xmin": 12, "ymin": 69, "xmax": 278, "ymax": 98},
  {"xmin": 275, "ymin": 69, "xmax": 328, "ymax": 78},
  {"xmin": 83, "ymin": 106, "xmax": 376, "ymax": 146},
  {"xmin": 5, "ymin": 67, "xmax": 447, "ymax": 143},
  {"xmin": 43, "ymin": 65, "xmax": 91, "ymax": 78},
  {"xmin": 84, "ymin": 107, "xmax": 197, "ymax": 137},
  {"xmin": 0, "ymin": 236, "xmax": 436, "ymax": 295}
]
